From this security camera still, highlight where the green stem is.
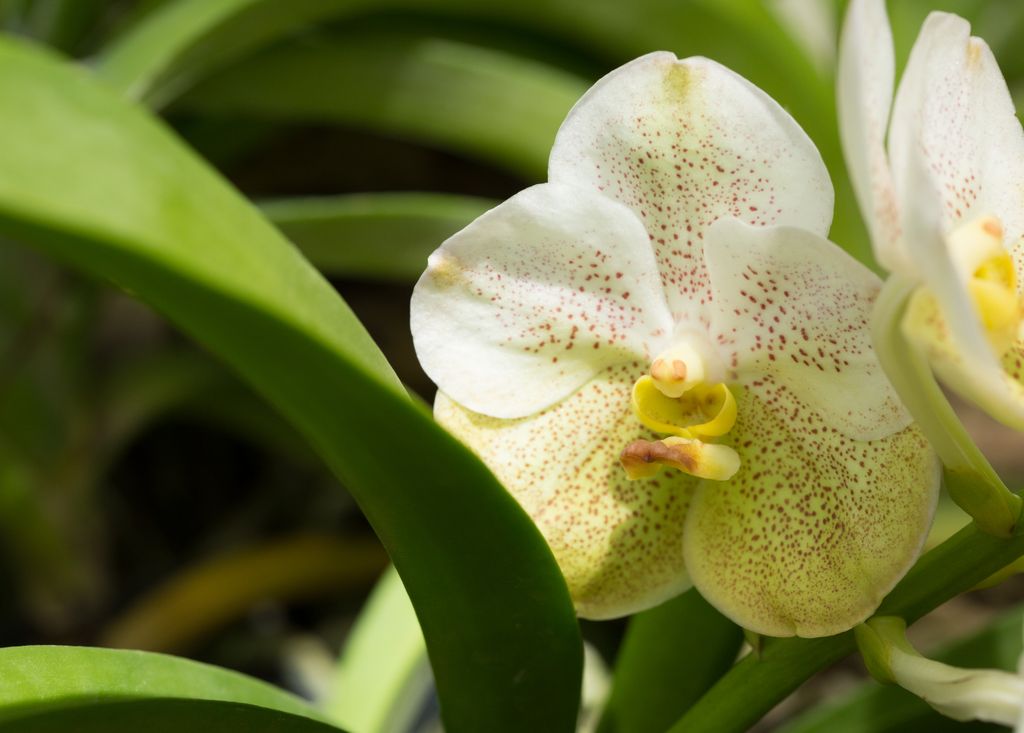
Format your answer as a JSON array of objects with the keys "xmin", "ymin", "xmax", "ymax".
[{"xmin": 871, "ymin": 276, "xmax": 1021, "ymax": 536}]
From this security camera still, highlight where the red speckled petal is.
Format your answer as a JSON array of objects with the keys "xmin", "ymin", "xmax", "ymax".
[
  {"xmin": 434, "ymin": 362, "xmax": 697, "ymax": 620},
  {"xmin": 683, "ymin": 384, "xmax": 939, "ymax": 638},
  {"xmin": 549, "ymin": 52, "xmax": 833, "ymax": 323},
  {"xmin": 705, "ymin": 219, "xmax": 908, "ymax": 441},
  {"xmin": 889, "ymin": 12, "xmax": 1024, "ymax": 247},
  {"xmin": 837, "ymin": 0, "xmax": 906, "ymax": 271},
  {"xmin": 412, "ymin": 182, "xmax": 673, "ymax": 419}
]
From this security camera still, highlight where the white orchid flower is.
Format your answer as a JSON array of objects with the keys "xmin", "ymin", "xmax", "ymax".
[
  {"xmin": 411, "ymin": 53, "xmax": 939, "ymax": 637},
  {"xmin": 839, "ymin": 0, "xmax": 1024, "ymax": 431},
  {"xmin": 857, "ymin": 616, "xmax": 1024, "ymax": 731}
]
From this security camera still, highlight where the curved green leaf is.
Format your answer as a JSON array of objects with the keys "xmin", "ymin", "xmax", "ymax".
[
  {"xmin": 96, "ymin": 0, "xmax": 869, "ymax": 262},
  {"xmin": 0, "ymin": 645, "xmax": 339, "ymax": 731},
  {"xmin": 0, "ymin": 701, "xmax": 343, "ymax": 733},
  {"xmin": 101, "ymin": 534, "xmax": 387, "ymax": 654},
  {"xmin": 670, "ymin": 512, "xmax": 1024, "ymax": 733},
  {"xmin": 596, "ymin": 589, "xmax": 742, "ymax": 733},
  {"xmin": 0, "ymin": 37, "xmax": 582, "ymax": 733},
  {"xmin": 261, "ymin": 193, "xmax": 494, "ymax": 282},
  {"xmin": 181, "ymin": 32, "xmax": 588, "ymax": 181},
  {"xmin": 96, "ymin": 0, "xmax": 825, "ymax": 127}
]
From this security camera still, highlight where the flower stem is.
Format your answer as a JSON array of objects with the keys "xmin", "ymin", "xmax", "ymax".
[{"xmin": 871, "ymin": 276, "xmax": 1021, "ymax": 536}]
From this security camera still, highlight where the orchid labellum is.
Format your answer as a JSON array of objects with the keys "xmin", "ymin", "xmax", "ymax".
[{"xmin": 412, "ymin": 53, "xmax": 939, "ymax": 637}]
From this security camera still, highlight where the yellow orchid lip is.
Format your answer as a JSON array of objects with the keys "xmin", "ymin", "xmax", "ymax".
[
  {"xmin": 906, "ymin": 215, "xmax": 1024, "ymax": 362},
  {"xmin": 621, "ymin": 352, "xmax": 740, "ymax": 481},
  {"xmin": 631, "ymin": 376, "xmax": 737, "ymax": 439}
]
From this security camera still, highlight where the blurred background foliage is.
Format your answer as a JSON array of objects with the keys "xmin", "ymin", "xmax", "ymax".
[{"xmin": 0, "ymin": 0, "xmax": 1023, "ymax": 731}]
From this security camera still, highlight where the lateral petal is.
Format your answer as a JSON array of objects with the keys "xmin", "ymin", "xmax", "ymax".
[
  {"xmin": 412, "ymin": 183, "xmax": 673, "ymax": 419},
  {"xmin": 705, "ymin": 218, "xmax": 908, "ymax": 441}
]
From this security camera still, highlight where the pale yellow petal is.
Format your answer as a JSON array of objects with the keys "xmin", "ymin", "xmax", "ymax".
[
  {"xmin": 683, "ymin": 382, "xmax": 940, "ymax": 637},
  {"xmin": 435, "ymin": 363, "xmax": 697, "ymax": 620}
]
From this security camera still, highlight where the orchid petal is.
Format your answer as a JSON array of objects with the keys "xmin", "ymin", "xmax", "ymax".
[
  {"xmin": 411, "ymin": 182, "xmax": 673, "ymax": 419},
  {"xmin": 705, "ymin": 218, "xmax": 908, "ymax": 441},
  {"xmin": 549, "ymin": 52, "xmax": 833, "ymax": 323},
  {"xmin": 434, "ymin": 364, "xmax": 697, "ymax": 620},
  {"xmin": 903, "ymin": 288, "xmax": 1024, "ymax": 430},
  {"xmin": 683, "ymin": 386, "xmax": 940, "ymax": 638},
  {"xmin": 889, "ymin": 11, "xmax": 1024, "ymax": 245},
  {"xmin": 898, "ymin": 147, "xmax": 1024, "ymax": 429},
  {"xmin": 837, "ymin": 0, "xmax": 905, "ymax": 271}
]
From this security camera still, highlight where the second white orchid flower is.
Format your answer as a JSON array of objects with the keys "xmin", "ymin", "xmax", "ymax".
[
  {"xmin": 412, "ymin": 53, "xmax": 939, "ymax": 637},
  {"xmin": 839, "ymin": 0, "xmax": 1024, "ymax": 432}
]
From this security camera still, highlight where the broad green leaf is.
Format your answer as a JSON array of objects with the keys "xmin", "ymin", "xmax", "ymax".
[
  {"xmin": 669, "ymin": 514, "xmax": 1024, "ymax": 733},
  {"xmin": 179, "ymin": 31, "xmax": 587, "ymax": 181},
  {"xmin": 96, "ymin": 0, "xmax": 826, "ymax": 132},
  {"xmin": 327, "ymin": 567, "xmax": 431, "ymax": 733},
  {"xmin": 261, "ymin": 194, "xmax": 494, "ymax": 282},
  {"xmin": 97, "ymin": 0, "xmax": 869, "ymax": 262},
  {"xmin": 777, "ymin": 604, "xmax": 1024, "ymax": 733},
  {"xmin": 596, "ymin": 590, "xmax": 742, "ymax": 733},
  {"xmin": 0, "ymin": 701, "xmax": 344, "ymax": 733},
  {"xmin": 0, "ymin": 645, "xmax": 340, "ymax": 731},
  {"xmin": 0, "ymin": 37, "xmax": 582, "ymax": 733}
]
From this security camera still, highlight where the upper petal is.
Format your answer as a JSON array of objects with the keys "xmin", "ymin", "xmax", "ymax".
[
  {"xmin": 705, "ymin": 218, "xmax": 909, "ymax": 442},
  {"xmin": 683, "ymin": 383, "xmax": 940, "ymax": 638},
  {"xmin": 549, "ymin": 52, "xmax": 834, "ymax": 323},
  {"xmin": 411, "ymin": 182, "xmax": 673, "ymax": 419},
  {"xmin": 434, "ymin": 362, "xmax": 697, "ymax": 620},
  {"xmin": 837, "ymin": 0, "xmax": 905, "ymax": 271},
  {"xmin": 889, "ymin": 11, "xmax": 1024, "ymax": 246}
]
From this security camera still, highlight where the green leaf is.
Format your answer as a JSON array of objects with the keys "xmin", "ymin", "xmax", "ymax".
[
  {"xmin": 669, "ymin": 514, "xmax": 1024, "ymax": 733},
  {"xmin": 0, "ymin": 645, "xmax": 340, "ymax": 731},
  {"xmin": 327, "ymin": 567, "xmax": 432, "ymax": 733},
  {"xmin": 596, "ymin": 589, "xmax": 743, "ymax": 733},
  {"xmin": 261, "ymin": 193, "xmax": 494, "ymax": 282},
  {"xmin": 0, "ymin": 37, "xmax": 582, "ymax": 733},
  {"xmin": 96, "ymin": 0, "xmax": 870, "ymax": 263},
  {"xmin": 101, "ymin": 535, "xmax": 387, "ymax": 654},
  {"xmin": 0, "ymin": 701, "xmax": 343, "ymax": 733},
  {"xmin": 180, "ymin": 31, "xmax": 588, "ymax": 181}
]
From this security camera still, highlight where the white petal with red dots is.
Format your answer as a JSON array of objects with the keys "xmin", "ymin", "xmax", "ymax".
[
  {"xmin": 898, "ymin": 152, "xmax": 1024, "ymax": 430},
  {"xmin": 683, "ymin": 387, "xmax": 940, "ymax": 638},
  {"xmin": 704, "ymin": 218, "xmax": 909, "ymax": 441},
  {"xmin": 434, "ymin": 363, "xmax": 698, "ymax": 620},
  {"xmin": 837, "ymin": 0, "xmax": 905, "ymax": 271},
  {"xmin": 549, "ymin": 52, "xmax": 833, "ymax": 323},
  {"xmin": 889, "ymin": 12, "xmax": 1024, "ymax": 248},
  {"xmin": 412, "ymin": 182, "xmax": 674, "ymax": 419}
]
